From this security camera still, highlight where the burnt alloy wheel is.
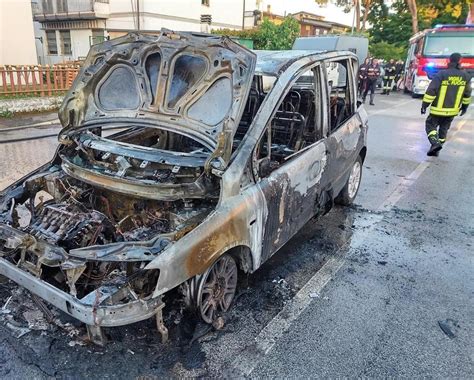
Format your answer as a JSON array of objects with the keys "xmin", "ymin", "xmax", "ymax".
[
  {"xmin": 197, "ymin": 254, "xmax": 238, "ymax": 324},
  {"xmin": 335, "ymin": 156, "xmax": 363, "ymax": 206}
]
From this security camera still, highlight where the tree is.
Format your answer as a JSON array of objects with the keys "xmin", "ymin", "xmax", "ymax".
[
  {"xmin": 369, "ymin": 41, "xmax": 406, "ymax": 60},
  {"xmin": 368, "ymin": 0, "xmax": 420, "ymax": 47},
  {"xmin": 361, "ymin": 0, "xmax": 373, "ymax": 31},
  {"xmin": 211, "ymin": 16, "xmax": 300, "ymax": 50},
  {"xmin": 406, "ymin": 0, "xmax": 418, "ymax": 34}
]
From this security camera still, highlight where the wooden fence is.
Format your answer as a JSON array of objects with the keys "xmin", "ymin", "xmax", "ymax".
[{"xmin": 0, "ymin": 64, "xmax": 81, "ymax": 97}]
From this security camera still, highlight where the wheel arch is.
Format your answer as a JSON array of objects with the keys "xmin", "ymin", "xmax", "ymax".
[
  {"xmin": 226, "ymin": 245, "xmax": 254, "ymax": 274},
  {"xmin": 359, "ymin": 146, "xmax": 367, "ymax": 163}
]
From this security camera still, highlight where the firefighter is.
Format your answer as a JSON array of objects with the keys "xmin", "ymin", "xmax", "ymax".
[
  {"xmin": 358, "ymin": 57, "xmax": 370, "ymax": 98},
  {"xmin": 393, "ymin": 59, "xmax": 404, "ymax": 91},
  {"xmin": 362, "ymin": 58, "xmax": 381, "ymax": 105},
  {"xmin": 382, "ymin": 59, "xmax": 397, "ymax": 95},
  {"xmin": 421, "ymin": 53, "xmax": 471, "ymax": 156}
]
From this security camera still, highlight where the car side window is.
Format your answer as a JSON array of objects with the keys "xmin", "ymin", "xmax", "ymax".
[
  {"xmin": 326, "ymin": 59, "xmax": 354, "ymax": 133},
  {"xmin": 255, "ymin": 66, "xmax": 324, "ymax": 178}
]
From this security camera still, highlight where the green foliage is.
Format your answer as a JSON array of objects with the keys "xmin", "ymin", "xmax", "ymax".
[
  {"xmin": 368, "ymin": 0, "xmax": 425, "ymax": 47},
  {"xmin": 417, "ymin": 0, "xmax": 470, "ymax": 26},
  {"xmin": 369, "ymin": 41, "xmax": 406, "ymax": 61},
  {"xmin": 212, "ymin": 16, "xmax": 300, "ymax": 50},
  {"xmin": 368, "ymin": 0, "xmax": 471, "ymax": 49},
  {"xmin": 0, "ymin": 108, "xmax": 14, "ymax": 118}
]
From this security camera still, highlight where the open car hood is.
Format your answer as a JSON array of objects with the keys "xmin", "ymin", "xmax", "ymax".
[{"xmin": 59, "ymin": 30, "xmax": 256, "ymax": 162}]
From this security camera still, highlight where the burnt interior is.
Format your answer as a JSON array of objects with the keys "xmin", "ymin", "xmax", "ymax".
[{"xmin": 235, "ymin": 74, "xmax": 320, "ymax": 163}]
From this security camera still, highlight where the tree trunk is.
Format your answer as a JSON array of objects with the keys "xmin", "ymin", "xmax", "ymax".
[
  {"xmin": 355, "ymin": 0, "xmax": 361, "ymax": 32},
  {"xmin": 361, "ymin": 0, "xmax": 371, "ymax": 31},
  {"xmin": 406, "ymin": 0, "xmax": 418, "ymax": 34}
]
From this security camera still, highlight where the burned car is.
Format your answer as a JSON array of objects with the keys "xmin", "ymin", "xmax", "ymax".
[{"xmin": 0, "ymin": 31, "xmax": 367, "ymax": 344}]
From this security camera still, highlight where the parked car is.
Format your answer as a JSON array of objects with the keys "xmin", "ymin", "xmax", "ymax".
[{"xmin": 0, "ymin": 31, "xmax": 368, "ymax": 345}]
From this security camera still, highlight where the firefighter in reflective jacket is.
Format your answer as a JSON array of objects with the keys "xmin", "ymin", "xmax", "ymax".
[
  {"xmin": 382, "ymin": 59, "xmax": 396, "ymax": 95},
  {"xmin": 421, "ymin": 53, "xmax": 471, "ymax": 156}
]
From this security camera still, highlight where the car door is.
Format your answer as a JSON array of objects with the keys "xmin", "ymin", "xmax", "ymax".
[
  {"xmin": 253, "ymin": 64, "xmax": 331, "ymax": 263},
  {"xmin": 324, "ymin": 57, "xmax": 363, "ymax": 194}
]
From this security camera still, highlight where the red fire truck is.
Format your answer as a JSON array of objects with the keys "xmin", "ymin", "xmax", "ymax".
[{"xmin": 403, "ymin": 24, "xmax": 474, "ymax": 97}]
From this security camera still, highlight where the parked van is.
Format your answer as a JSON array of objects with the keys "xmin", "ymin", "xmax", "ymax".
[{"xmin": 293, "ymin": 35, "xmax": 369, "ymax": 64}]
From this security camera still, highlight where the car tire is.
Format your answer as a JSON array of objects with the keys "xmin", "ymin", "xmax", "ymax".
[
  {"xmin": 196, "ymin": 254, "xmax": 238, "ymax": 324},
  {"xmin": 336, "ymin": 156, "xmax": 363, "ymax": 206}
]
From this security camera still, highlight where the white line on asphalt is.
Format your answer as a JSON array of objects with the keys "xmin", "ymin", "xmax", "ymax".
[
  {"xmin": 228, "ymin": 117, "xmax": 469, "ymax": 377},
  {"xmin": 229, "ymin": 255, "xmax": 346, "ymax": 376}
]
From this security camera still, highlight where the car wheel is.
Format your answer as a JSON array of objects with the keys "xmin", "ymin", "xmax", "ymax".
[
  {"xmin": 336, "ymin": 156, "xmax": 362, "ymax": 206},
  {"xmin": 196, "ymin": 254, "xmax": 238, "ymax": 324}
]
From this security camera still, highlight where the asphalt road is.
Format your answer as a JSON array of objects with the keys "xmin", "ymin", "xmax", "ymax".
[{"xmin": 0, "ymin": 92, "xmax": 472, "ymax": 378}]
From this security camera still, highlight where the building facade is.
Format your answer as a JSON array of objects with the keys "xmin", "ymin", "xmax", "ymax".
[
  {"xmin": 32, "ymin": 0, "xmax": 247, "ymax": 64},
  {"xmin": 0, "ymin": 0, "xmax": 37, "ymax": 65}
]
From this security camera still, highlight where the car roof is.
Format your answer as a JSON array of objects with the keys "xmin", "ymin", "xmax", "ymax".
[{"xmin": 254, "ymin": 49, "xmax": 355, "ymax": 76}]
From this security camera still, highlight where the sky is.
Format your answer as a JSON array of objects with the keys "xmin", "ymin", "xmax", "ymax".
[{"xmin": 253, "ymin": 0, "xmax": 356, "ymax": 27}]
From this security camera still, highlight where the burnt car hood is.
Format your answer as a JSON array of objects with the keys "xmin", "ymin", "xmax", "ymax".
[{"xmin": 59, "ymin": 30, "xmax": 256, "ymax": 159}]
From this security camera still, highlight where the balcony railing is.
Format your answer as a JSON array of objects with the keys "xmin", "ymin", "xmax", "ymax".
[{"xmin": 32, "ymin": 0, "xmax": 109, "ymax": 20}]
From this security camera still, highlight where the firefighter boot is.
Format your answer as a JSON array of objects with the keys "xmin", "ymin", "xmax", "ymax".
[
  {"xmin": 427, "ymin": 142, "xmax": 442, "ymax": 156},
  {"xmin": 369, "ymin": 94, "xmax": 375, "ymax": 105}
]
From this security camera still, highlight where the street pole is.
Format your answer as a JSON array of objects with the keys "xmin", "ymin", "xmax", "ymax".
[
  {"xmin": 242, "ymin": 0, "xmax": 246, "ymax": 30},
  {"xmin": 351, "ymin": 3, "xmax": 356, "ymax": 35},
  {"xmin": 137, "ymin": 0, "xmax": 140, "ymax": 31}
]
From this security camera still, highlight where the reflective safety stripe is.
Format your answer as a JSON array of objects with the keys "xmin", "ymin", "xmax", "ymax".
[
  {"xmin": 462, "ymin": 97, "xmax": 471, "ymax": 105},
  {"xmin": 427, "ymin": 130, "xmax": 438, "ymax": 137},
  {"xmin": 423, "ymin": 94, "xmax": 436, "ymax": 103},
  {"xmin": 438, "ymin": 138, "xmax": 446, "ymax": 143},
  {"xmin": 454, "ymin": 86, "xmax": 465, "ymax": 108},
  {"xmin": 430, "ymin": 106, "xmax": 460, "ymax": 116},
  {"xmin": 436, "ymin": 85, "xmax": 448, "ymax": 108}
]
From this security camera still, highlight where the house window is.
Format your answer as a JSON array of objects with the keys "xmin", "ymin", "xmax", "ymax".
[
  {"xmin": 202, "ymin": 0, "xmax": 210, "ymax": 6},
  {"xmin": 91, "ymin": 30, "xmax": 106, "ymax": 46},
  {"xmin": 60, "ymin": 30, "xmax": 71, "ymax": 55},
  {"xmin": 46, "ymin": 30, "xmax": 58, "ymax": 55}
]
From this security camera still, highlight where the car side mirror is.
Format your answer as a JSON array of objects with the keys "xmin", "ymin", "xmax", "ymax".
[{"xmin": 258, "ymin": 157, "xmax": 272, "ymax": 178}]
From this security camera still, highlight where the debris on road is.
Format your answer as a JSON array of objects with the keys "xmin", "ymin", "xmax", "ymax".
[
  {"xmin": 23, "ymin": 309, "xmax": 49, "ymax": 331},
  {"xmin": 438, "ymin": 319, "xmax": 460, "ymax": 339},
  {"xmin": 6, "ymin": 322, "xmax": 30, "ymax": 338}
]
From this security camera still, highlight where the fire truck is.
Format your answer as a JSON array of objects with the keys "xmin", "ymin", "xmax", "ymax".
[{"xmin": 403, "ymin": 24, "xmax": 474, "ymax": 97}]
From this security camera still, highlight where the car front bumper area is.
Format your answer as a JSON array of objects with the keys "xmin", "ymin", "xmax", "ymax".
[{"xmin": 0, "ymin": 257, "xmax": 163, "ymax": 327}]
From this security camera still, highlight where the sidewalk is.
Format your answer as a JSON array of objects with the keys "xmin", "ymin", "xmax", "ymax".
[
  {"xmin": 0, "ymin": 96, "xmax": 62, "ymax": 117},
  {"xmin": 0, "ymin": 109, "xmax": 59, "ymax": 129}
]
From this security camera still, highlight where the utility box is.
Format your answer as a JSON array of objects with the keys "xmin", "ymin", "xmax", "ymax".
[
  {"xmin": 293, "ymin": 35, "xmax": 368, "ymax": 64},
  {"xmin": 233, "ymin": 38, "xmax": 254, "ymax": 49}
]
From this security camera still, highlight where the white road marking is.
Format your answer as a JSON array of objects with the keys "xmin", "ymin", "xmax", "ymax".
[{"xmin": 228, "ymin": 117, "xmax": 468, "ymax": 376}]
